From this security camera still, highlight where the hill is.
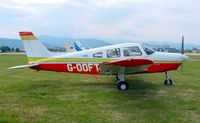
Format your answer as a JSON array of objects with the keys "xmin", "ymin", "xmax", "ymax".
[
  {"xmin": 146, "ymin": 41, "xmax": 200, "ymax": 50},
  {"xmin": 0, "ymin": 38, "xmax": 23, "ymax": 49},
  {"xmin": 38, "ymin": 35, "xmax": 112, "ymax": 48},
  {"xmin": 0, "ymin": 36, "xmax": 199, "ymax": 50},
  {"xmin": 0, "ymin": 36, "xmax": 112, "ymax": 49}
]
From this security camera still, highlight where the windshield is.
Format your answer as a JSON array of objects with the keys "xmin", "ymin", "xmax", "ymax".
[{"xmin": 142, "ymin": 46, "xmax": 155, "ymax": 55}]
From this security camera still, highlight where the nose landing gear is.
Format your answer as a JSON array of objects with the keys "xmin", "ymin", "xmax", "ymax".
[{"xmin": 164, "ymin": 72, "xmax": 173, "ymax": 86}]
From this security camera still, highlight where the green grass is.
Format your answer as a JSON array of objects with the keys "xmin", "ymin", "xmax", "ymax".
[{"xmin": 0, "ymin": 54, "xmax": 200, "ymax": 123}]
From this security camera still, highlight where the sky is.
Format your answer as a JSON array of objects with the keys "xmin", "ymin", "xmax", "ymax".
[{"xmin": 0, "ymin": 0, "xmax": 200, "ymax": 44}]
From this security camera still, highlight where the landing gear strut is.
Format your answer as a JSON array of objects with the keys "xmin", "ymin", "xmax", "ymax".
[
  {"xmin": 116, "ymin": 74, "xmax": 129, "ymax": 90},
  {"xmin": 115, "ymin": 72, "xmax": 173, "ymax": 90},
  {"xmin": 164, "ymin": 72, "xmax": 173, "ymax": 86}
]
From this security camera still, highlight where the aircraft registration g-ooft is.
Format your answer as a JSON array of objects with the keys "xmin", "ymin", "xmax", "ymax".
[{"xmin": 9, "ymin": 32, "xmax": 189, "ymax": 90}]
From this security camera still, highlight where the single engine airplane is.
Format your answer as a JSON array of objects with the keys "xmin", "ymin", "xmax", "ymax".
[{"xmin": 9, "ymin": 32, "xmax": 189, "ymax": 90}]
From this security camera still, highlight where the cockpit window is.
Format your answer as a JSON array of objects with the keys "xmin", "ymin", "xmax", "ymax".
[
  {"xmin": 142, "ymin": 46, "xmax": 155, "ymax": 55},
  {"xmin": 107, "ymin": 48, "xmax": 121, "ymax": 58},
  {"xmin": 123, "ymin": 46, "xmax": 142, "ymax": 57}
]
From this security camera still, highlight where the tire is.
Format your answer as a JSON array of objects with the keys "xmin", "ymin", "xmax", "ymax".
[
  {"xmin": 164, "ymin": 79, "xmax": 173, "ymax": 86},
  {"xmin": 117, "ymin": 81, "xmax": 129, "ymax": 90}
]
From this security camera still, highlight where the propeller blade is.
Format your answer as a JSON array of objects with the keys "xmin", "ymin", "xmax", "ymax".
[
  {"xmin": 181, "ymin": 35, "xmax": 184, "ymax": 55},
  {"xmin": 181, "ymin": 35, "xmax": 184, "ymax": 72}
]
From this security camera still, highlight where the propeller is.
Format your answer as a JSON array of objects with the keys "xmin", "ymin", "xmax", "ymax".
[
  {"xmin": 181, "ymin": 36, "xmax": 184, "ymax": 54},
  {"xmin": 181, "ymin": 36, "xmax": 184, "ymax": 72}
]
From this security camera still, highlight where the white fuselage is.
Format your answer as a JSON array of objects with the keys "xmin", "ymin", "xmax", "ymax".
[{"xmin": 40, "ymin": 43, "xmax": 188, "ymax": 63}]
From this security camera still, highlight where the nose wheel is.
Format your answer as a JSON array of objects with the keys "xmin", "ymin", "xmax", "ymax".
[
  {"xmin": 116, "ymin": 74, "xmax": 129, "ymax": 90},
  {"xmin": 164, "ymin": 72, "xmax": 173, "ymax": 86},
  {"xmin": 164, "ymin": 79, "xmax": 173, "ymax": 85}
]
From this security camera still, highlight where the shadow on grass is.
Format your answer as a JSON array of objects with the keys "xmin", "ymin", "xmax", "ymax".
[
  {"xmin": 23, "ymin": 76, "xmax": 160, "ymax": 91},
  {"xmin": 70, "ymin": 77, "xmax": 160, "ymax": 91},
  {"xmin": 61, "ymin": 79, "xmax": 164, "ymax": 110},
  {"xmin": 18, "ymin": 76, "xmax": 162, "ymax": 103},
  {"xmin": 69, "ymin": 77, "xmax": 161, "ymax": 100}
]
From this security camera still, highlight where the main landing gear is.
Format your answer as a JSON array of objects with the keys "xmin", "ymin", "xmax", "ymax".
[
  {"xmin": 164, "ymin": 72, "xmax": 173, "ymax": 86},
  {"xmin": 115, "ymin": 72, "xmax": 173, "ymax": 90},
  {"xmin": 116, "ymin": 74, "xmax": 129, "ymax": 90}
]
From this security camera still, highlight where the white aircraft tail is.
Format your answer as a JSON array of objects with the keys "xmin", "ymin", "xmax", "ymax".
[
  {"xmin": 19, "ymin": 32, "xmax": 53, "ymax": 62},
  {"xmin": 74, "ymin": 40, "xmax": 87, "ymax": 51}
]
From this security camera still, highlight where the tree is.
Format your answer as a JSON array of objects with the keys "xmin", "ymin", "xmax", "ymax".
[
  {"xmin": 0, "ymin": 46, "xmax": 11, "ymax": 52},
  {"xmin": 15, "ymin": 48, "xmax": 20, "ymax": 52},
  {"xmin": 11, "ymin": 48, "xmax": 15, "ymax": 52}
]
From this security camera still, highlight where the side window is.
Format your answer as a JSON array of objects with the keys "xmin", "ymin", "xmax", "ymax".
[
  {"xmin": 123, "ymin": 46, "xmax": 142, "ymax": 57},
  {"xmin": 93, "ymin": 52, "xmax": 103, "ymax": 58},
  {"xmin": 107, "ymin": 48, "xmax": 120, "ymax": 58},
  {"xmin": 82, "ymin": 54, "xmax": 88, "ymax": 57},
  {"xmin": 142, "ymin": 46, "xmax": 155, "ymax": 55}
]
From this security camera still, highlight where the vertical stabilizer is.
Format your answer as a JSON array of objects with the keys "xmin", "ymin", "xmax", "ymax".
[{"xmin": 19, "ymin": 32, "xmax": 53, "ymax": 61}]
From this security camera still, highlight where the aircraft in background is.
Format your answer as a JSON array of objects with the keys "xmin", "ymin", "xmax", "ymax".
[
  {"xmin": 9, "ymin": 32, "xmax": 189, "ymax": 90},
  {"xmin": 74, "ymin": 40, "xmax": 87, "ymax": 51},
  {"xmin": 65, "ymin": 40, "xmax": 86, "ymax": 52}
]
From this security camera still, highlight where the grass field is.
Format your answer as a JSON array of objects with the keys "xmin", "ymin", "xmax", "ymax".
[{"xmin": 0, "ymin": 54, "xmax": 200, "ymax": 123}]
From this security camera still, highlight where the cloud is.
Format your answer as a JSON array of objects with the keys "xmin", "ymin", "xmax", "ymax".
[
  {"xmin": 73, "ymin": 18, "xmax": 137, "ymax": 40},
  {"xmin": 14, "ymin": 0, "xmax": 72, "ymax": 5},
  {"xmin": 89, "ymin": 0, "xmax": 124, "ymax": 7},
  {"xmin": 0, "ymin": 26, "xmax": 32, "ymax": 39},
  {"xmin": 88, "ymin": 0, "xmax": 165, "ymax": 7},
  {"xmin": 0, "ymin": 0, "xmax": 80, "ymax": 15},
  {"xmin": 0, "ymin": 0, "xmax": 200, "ymax": 43},
  {"xmin": 0, "ymin": 3, "xmax": 39, "ymax": 14}
]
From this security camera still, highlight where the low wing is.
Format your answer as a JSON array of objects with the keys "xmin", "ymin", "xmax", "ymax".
[
  {"xmin": 101, "ymin": 58, "xmax": 153, "ymax": 75},
  {"xmin": 8, "ymin": 64, "xmax": 39, "ymax": 70}
]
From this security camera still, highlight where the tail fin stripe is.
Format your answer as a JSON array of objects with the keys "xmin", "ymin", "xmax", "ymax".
[
  {"xmin": 19, "ymin": 32, "xmax": 34, "ymax": 36},
  {"xmin": 21, "ymin": 36, "xmax": 38, "ymax": 40},
  {"xmin": 20, "ymin": 32, "xmax": 37, "ymax": 40}
]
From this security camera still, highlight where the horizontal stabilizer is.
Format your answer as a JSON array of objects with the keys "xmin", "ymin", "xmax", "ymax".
[{"xmin": 8, "ymin": 64, "xmax": 39, "ymax": 70}]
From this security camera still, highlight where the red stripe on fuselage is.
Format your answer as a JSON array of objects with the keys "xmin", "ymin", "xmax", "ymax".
[
  {"xmin": 147, "ymin": 62, "xmax": 182, "ymax": 73},
  {"xmin": 30, "ymin": 62, "xmax": 182, "ymax": 75},
  {"xmin": 31, "ymin": 63, "xmax": 101, "ymax": 75}
]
